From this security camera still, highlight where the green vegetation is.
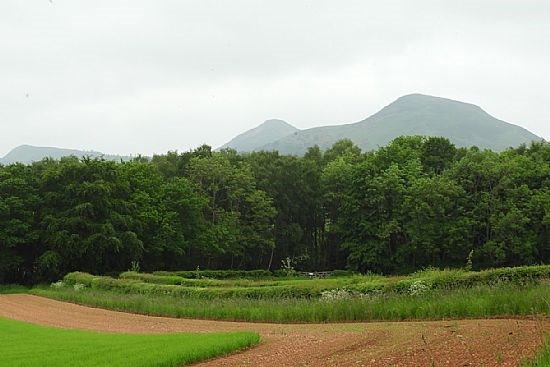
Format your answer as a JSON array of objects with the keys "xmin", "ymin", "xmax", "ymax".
[
  {"xmin": 524, "ymin": 337, "xmax": 550, "ymax": 367},
  {"xmin": 0, "ymin": 285, "xmax": 29, "ymax": 294},
  {"xmin": 0, "ymin": 317, "xmax": 259, "ymax": 367},
  {"xmin": 62, "ymin": 265, "xmax": 550, "ymax": 299},
  {"xmin": 1, "ymin": 132, "xmax": 549, "ymax": 284},
  {"xmin": 34, "ymin": 282, "xmax": 550, "ymax": 323},
  {"xmin": 33, "ymin": 265, "xmax": 550, "ymax": 323},
  {"xmin": 153, "ymin": 269, "xmax": 273, "ymax": 279}
]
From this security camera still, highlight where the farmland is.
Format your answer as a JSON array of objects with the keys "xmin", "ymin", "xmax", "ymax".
[
  {"xmin": 0, "ymin": 294, "xmax": 546, "ymax": 367},
  {"xmin": 0, "ymin": 316, "xmax": 259, "ymax": 367},
  {"xmin": 1, "ymin": 135, "xmax": 549, "ymax": 365},
  {"xmin": 1, "ymin": 2, "xmax": 549, "ymax": 365},
  {"xmin": 0, "ymin": 264, "xmax": 548, "ymax": 366}
]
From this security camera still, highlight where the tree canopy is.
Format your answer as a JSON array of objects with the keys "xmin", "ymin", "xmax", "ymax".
[{"xmin": 1, "ymin": 137, "xmax": 548, "ymax": 283}]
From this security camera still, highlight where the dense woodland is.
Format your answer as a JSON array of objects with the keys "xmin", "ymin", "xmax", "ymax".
[{"xmin": 0, "ymin": 136, "xmax": 549, "ymax": 283}]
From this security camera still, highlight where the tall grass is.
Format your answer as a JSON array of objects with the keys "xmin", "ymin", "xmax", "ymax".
[
  {"xmin": 0, "ymin": 285, "xmax": 29, "ymax": 294},
  {"xmin": 120, "ymin": 271, "xmax": 365, "ymax": 288},
  {"xmin": 63, "ymin": 265, "xmax": 550, "ymax": 300},
  {"xmin": 523, "ymin": 338, "xmax": 550, "ymax": 367},
  {"xmin": 0, "ymin": 316, "xmax": 259, "ymax": 367},
  {"xmin": 33, "ymin": 282, "xmax": 550, "ymax": 323}
]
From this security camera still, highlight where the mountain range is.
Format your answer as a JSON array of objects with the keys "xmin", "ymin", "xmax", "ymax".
[
  {"xmin": 219, "ymin": 119, "xmax": 299, "ymax": 152},
  {"xmin": 221, "ymin": 94, "xmax": 543, "ymax": 155},
  {"xmin": 0, "ymin": 145, "xmax": 131, "ymax": 165},
  {"xmin": 1, "ymin": 94, "xmax": 544, "ymax": 164}
]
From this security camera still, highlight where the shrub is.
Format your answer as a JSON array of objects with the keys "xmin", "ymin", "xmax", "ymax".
[
  {"xmin": 153, "ymin": 269, "xmax": 272, "ymax": 279},
  {"xmin": 63, "ymin": 272, "xmax": 326, "ymax": 299},
  {"xmin": 408, "ymin": 280, "xmax": 430, "ymax": 295},
  {"xmin": 120, "ymin": 272, "xmax": 183, "ymax": 285},
  {"xmin": 50, "ymin": 280, "xmax": 65, "ymax": 289},
  {"xmin": 330, "ymin": 270, "xmax": 357, "ymax": 277},
  {"xmin": 60, "ymin": 264, "xmax": 550, "ymax": 301},
  {"xmin": 320, "ymin": 288, "xmax": 355, "ymax": 301}
]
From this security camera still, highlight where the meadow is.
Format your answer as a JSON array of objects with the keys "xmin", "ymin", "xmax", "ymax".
[{"xmin": 0, "ymin": 317, "xmax": 259, "ymax": 367}]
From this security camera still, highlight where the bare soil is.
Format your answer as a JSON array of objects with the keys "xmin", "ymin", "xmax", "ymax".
[{"xmin": 0, "ymin": 294, "xmax": 547, "ymax": 367}]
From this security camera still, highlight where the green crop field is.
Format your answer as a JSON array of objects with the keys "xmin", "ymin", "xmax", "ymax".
[
  {"xmin": 0, "ymin": 317, "xmax": 259, "ymax": 367},
  {"xmin": 3, "ymin": 264, "xmax": 549, "ymax": 366}
]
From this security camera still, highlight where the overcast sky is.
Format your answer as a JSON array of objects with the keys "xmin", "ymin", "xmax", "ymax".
[{"xmin": 1, "ymin": 0, "xmax": 549, "ymax": 156}]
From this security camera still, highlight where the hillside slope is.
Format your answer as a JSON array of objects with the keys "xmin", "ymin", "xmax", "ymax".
[
  {"xmin": 219, "ymin": 119, "xmax": 299, "ymax": 152},
  {"xmin": 258, "ymin": 94, "xmax": 543, "ymax": 154},
  {"xmin": 0, "ymin": 145, "xmax": 130, "ymax": 165}
]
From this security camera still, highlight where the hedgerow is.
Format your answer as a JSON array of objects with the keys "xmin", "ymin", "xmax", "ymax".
[
  {"xmin": 348, "ymin": 265, "xmax": 550, "ymax": 295},
  {"xmin": 62, "ymin": 265, "xmax": 550, "ymax": 300},
  {"xmin": 153, "ymin": 269, "xmax": 273, "ymax": 279}
]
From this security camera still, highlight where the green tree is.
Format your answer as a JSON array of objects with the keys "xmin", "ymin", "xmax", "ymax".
[
  {"xmin": 38, "ymin": 158, "xmax": 143, "ymax": 278},
  {"xmin": 0, "ymin": 164, "xmax": 40, "ymax": 283}
]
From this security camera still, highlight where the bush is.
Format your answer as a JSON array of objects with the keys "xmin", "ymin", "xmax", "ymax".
[
  {"xmin": 119, "ymin": 272, "xmax": 183, "ymax": 285},
  {"xmin": 330, "ymin": 270, "xmax": 357, "ymax": 277},
  {"xmin": 62, "ymin": 272, "xmax": 327, "ymax": 299},
  {"xmin": 153, "ymin": 269, "xmax": 272, "ymax": 279},
  {"xmin": 61, "ymin": 265, "xmax": 550, "ymax": 301},
  {"xmin": 347, "ymin": 265, "xmax": 550, "ymax": 296}
]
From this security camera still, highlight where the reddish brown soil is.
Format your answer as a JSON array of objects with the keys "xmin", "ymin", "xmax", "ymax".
[{"xmin": 0, "ymin": 294, "xmax": 547, "ymax": 367}]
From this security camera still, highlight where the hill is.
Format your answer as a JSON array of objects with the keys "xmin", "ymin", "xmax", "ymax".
[
  {"xmin": 0, "ymin": 145, "xmax": 131, "ymax": 165},
  {"xmin": 226, "ymin": 94, "xmax": 543, "ymax": 154},
  {"xmin": 218, "ymin": 119, "xmax": 299, "ymax": 152}
]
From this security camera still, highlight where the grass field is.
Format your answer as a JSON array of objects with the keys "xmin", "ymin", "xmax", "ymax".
[{"xmin": 0, "ymin": 317, "xmax": 259, "ymax": 367}]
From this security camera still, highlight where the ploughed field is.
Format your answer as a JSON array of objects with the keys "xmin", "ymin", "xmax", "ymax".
[
  {"xmin": 1, "ymin": 265, "xmax": 549, "ymax": 366},
  {"xmin": 0, "ymin": 294, "xmax": 547, "ymax": 367}
]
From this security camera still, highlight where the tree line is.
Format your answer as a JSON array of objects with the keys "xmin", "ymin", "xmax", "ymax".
[{"xmin": 0, "ymin": 136, "xmax": 549, "ymax": 283}]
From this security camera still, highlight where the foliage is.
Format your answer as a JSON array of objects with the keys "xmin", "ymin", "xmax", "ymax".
[
  {"xmin": 62, "ymin": 272, "xmax": 338, "ymax": 299},
  {"xmin": 1, "ymin": 139, "xmax": 550, "ymax": 283},
  {"xmin": 153, "ymin": 269, "xmax": 273, "ymax": 279},
  {"xmin": 34, "ymin": 281, "xmax": 550, "ymax": 323},
  {"xmin": 0, "ymin": 285, "xmax": 29, "ymax": 294},
  {"xmin": 523, "ymin": 336, "xmax": 550, "ymax": 367},
  {"xmin": 62, "ymin": 265, "xmax": 550, "ymax": 301}
]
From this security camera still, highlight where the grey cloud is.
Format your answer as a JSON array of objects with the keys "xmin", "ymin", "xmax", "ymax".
[{"xmin": 1, "ymin": 0, "xmax": 549, "ymax": 156}]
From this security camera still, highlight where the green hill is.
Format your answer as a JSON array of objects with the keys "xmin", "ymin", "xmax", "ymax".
[{"xmin": 240, "ymin": 94, "xmax": 543, "ymax": 154}]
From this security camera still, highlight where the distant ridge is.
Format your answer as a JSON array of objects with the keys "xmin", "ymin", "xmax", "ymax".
[
  {"xmin": 0, "ymin": 145, "xmax": 131, "ymax": 165},
  {"xmin": 3, "ymin": 95, "xmax": 544, "ymax": 162},
  {"xmin": 219, "ymin": 119, "xmax": 299, "ymax": 152},
  {"xmin": 222, "ymin": 94, "xmax": 544, "ymax": 155}
]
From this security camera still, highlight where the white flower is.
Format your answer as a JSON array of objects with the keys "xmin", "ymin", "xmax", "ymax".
[
  {"xmin": 320, "ymin": 288, "xmax": 353, "ymax": 301},
  {"xmin": 408, "ymin": 280, "xmax": 430, "ymax": 295}
]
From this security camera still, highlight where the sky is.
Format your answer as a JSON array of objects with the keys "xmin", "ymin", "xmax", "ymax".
[{"xmin": 1, "ymin": 0, "xmax": 549, "ymax": 157}]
